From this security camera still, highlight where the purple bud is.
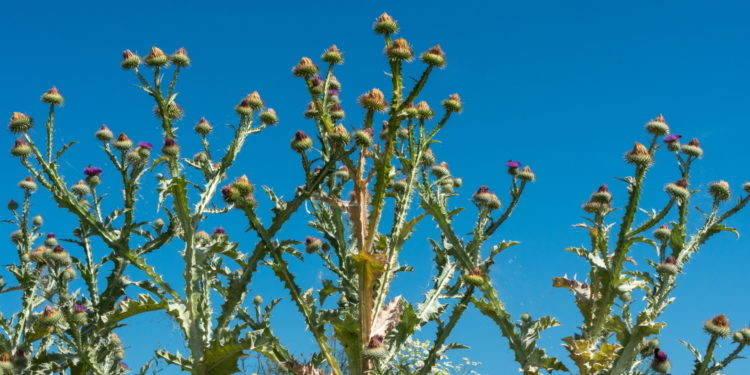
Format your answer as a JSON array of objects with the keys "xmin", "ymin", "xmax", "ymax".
[
  {"xmin": 138, "ymin": 142, "xmax": 153, "ymax": 150},
  {"xmin": 213, "ymin": 227, "xmax": 226, "ymax": 235},
  {"xmin": 46, "ymin": 233, "xmax": 55, "ymax": 238},
  {"xmin": 506, "ymin": 160, "xmax": 521, "ymax": 168},
  {"xmin": 73, "ymin": 305, "xmax": 87, "ymax": 313},
  {"xmin": 654, "ymin": 349, "xmax": 668, "ymax": 362},
  {"xmin": 83, "ymin": 166, "xmax": 103, "ymax": 176},
  {"xmin": 294, "ymin": 131, "xmax": 309, "ymax": 141},
  {"xmin": 163, "ymin": 137, "xmax": 177, "ymax": 147},
  {"xmin": 475, "ymin": 185, "xmax": 491, "ymax": 194},
  {"xmin": 665, "ymin": 256, "xmax": 676, "ymax": 265},
  {"xmin": 310, "ymin": 76, "xmax": 324, "ymax": 86},
  {"xmin": 328, "ymin": 89, "xmax": 340, "ymax": 96},
  {"xmin": 663, "ymin": 134, "xmax": 681, "ymax": 143}
]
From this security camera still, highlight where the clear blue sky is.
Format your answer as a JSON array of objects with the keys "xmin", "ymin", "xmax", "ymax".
[{"xmin": 2, "ymin": 0, "xmax": 750, "ymax": 373}]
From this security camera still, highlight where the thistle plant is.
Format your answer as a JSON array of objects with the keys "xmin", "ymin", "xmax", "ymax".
[
  {"xmin": 3, "ymin": 12, "xmax": 749, "ymax": 375},
  {"xmin": 552, "ymin": 115, "xmax": 750, "ymax": 375}
]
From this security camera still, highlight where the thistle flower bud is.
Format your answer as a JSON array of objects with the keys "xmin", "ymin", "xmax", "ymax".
[
  {"xmin": 431, "ymin": 161, "xmax": 451, "ymax": 179},
  {"xmin": 260, "ymin": 108, "xmax": 278, "ymax": 125},
  {"xmin": 516, "ymin": 166, "xmax": 536, "ymax": 182},
  {"xmin": 704, "ymin": 314, "xmax": 731, "ymax": 337},
  {"xmin": 13, "ymin": 350, "xmax": 28, "ymax": 369},
  {"xmin": 420, "ymin": 45, "xmax": 446, "ymax": 68},
  {"xmin": 71, "ymin": 180, "xmax": 91, "ymax": 196},
  {"xmin": 62, "ymin": 266, "xmax": 76, "ymax": 281},
  {"xmin": 69, "ymin": 304, "xmax": 88, "ymax": 325},
  {"xmin": 32, "ymin": 215, "xmax": 43, "ymax": 227},
  {"xmin": 125, "ymin": 149, "xmax": 142, "ymax": 164},
  {"xmin": 247, "ymin": 91, "xmax": 265, "ymax": 110},
  {"xmin": 656, "ymin": 256, "xmax": 679, "ymax": 276},
  {"xmin": 650, "ymin": 349, "xmax": 670, "ymax": 374},
  {"xmin": 416, "ymin": 101, "xmax": 433, "ymax": 120},
  {"xmin": 212, "ymin": 227, "xmax": 227, "ymax": 240},
  {"xmin": 290, "ymin": 131, "xmax": 313, "ymax": 153},
  {"xmin": 709, "ymin": 180, "xmax": 731, "ymax": 201},
  {"xmin": 162, "ymin": 137, "xmax": 180, "ymax": 157},
  {"xmin": 39, "ymin": 306, "xmax": 62, "ymax": 326},
  {"xmin": 137, "ymin": 142, "xmax": 153, "ymax": 158},
  {"xmin": 335, "ymin": 166, "xmax": 350, "ymax": 180},
  {"xmin": 10, "ymin": 138, "xmax": 31, "ymax": 157},
  {"xmin": 83, "ymin": 166, "xmax": 103, "ymax": 187},
  {"xmin": 30, "ymin": 246, "xmax": 46, "ymax": 263},
  {"xmin": 329, "ymin": 124, "xmax": 351, "ymax": 146},
  {"xmin": 421, "ymin": 148, "xmax": 436, "ymax": 166},
  {"xmin": 625, "ymin": 142, "xmax": 651, "ymax": 166},
  {"xmin": 19, "ymin": 176, "xmax": 37, "ymax": 192},
  {"xmin": 322, "ymin": 45, "xmax": 344, "ymax": 64},
  {"xmin": 439, "ymin": 178, "xmax": 455, "ymax": 193},
  {"xmin": 354, "ymin": 128, "xmax": 373, "ymax": 147},
  {"xmin": 358, "ymin": 89, "xmax": 388, "ymax": 112},
  {"xmin": 44, "ymin": 233, "xmax": 57, "ymax": 247},
  {"xmin": 194, "ymin": 117, "xmax": 212, "ymax": 135},
  {"xmin": 665, "ymin": 178, "xmax": 689, "ymax": 200},
  {"xmin": 193, "ymin": 151, "xmax": 209, "ymax": 164},
  {"xmin": 373, "ymin": 12, "xmax": 399, "ymax": 34},
  {"xmin": 386, "ymin": 38, "xmax": 413, "ymax": 61},
  {"xmin": 681, "ymin": 138, "xmax": 703, "ymax": 158},
  {"xmin": 403, "ymin": 103, "xmax": 418, "ymax": 118},
  {"xmin": 253, "ymin": 294, "xmax": 264, "ymax": 305},
  {"xmin": 154, "ymin": 102, "xmax": 184, "ymax": 120},
  {"xmin": 195, "ymin": 231, "xmax": 210, "ymax": 242},
  {"xmin": 472, "ymin": 186, "xmax": 501, "ymax": 210},
  {"xmin": 304, "ymin": 102, "xmax": 319, "ymax": 119},
  {"xmin": 232, "ymin": 175, "xmax": 254, "ymax": 196},
  {"xmin": 453, "ymin": 177, "xmax": 463, "ymax": 188},
  {"xmin": 744, "ymin": 182, "xmax": 750, "ymax": 194},
  {"xmin": 653, "ymin": 224, "xmax": 671, "ymax": 242},
  {"xmin": 735, "ymin": 328, "xmax": 750, "ymax": 345},
  {"xmin": 363, "ymin": 336, "xmax": 387, "ymax": 359},
  {"xmin": 121, "ymin": 49, "xmax": 141, "ymax": 69},
  {"xmin": 95, "ymin": 124, "xmax": 113, "ymax": 141},
  {"xmin": 171, "ymin": 47, "xmax": 190, "ymax": 67},
  {"xmin": 8, "ymin": 112, "xmax": 32, "ymax": 133},
  {"xmin": 663, "ymin": 134, "xmax": 682, "ymax": 151},
  {"xmin": 304, "ymin": 236, "xmax": 323, "ymax": 254},
  {"xmin": 310, "ymin": 76, "xmax": 324, "ymax": 95},
  {"xmin": 390, "ymin": 178, "xmax": 408, "ymax": 194},
  {"xmin": 590, "ymin": 184, "xmax": 612, "ymax": 204},
  {"xmin": 145, "ymin": 46, "xmax": 168, "ymax": 67},
  {"xmin": 10, "ymin": 230, "xmax": 23, "ymax": 244},
  {"xmin": 582, "ymin": 200, "xmax": 609, "ymax": 215},
  {"xmin": 329, "ymin": 103, "xmax": 345, "ymax": 121},
  {"xmin": 328, "ymin": 75, "xmax": 341, "ymax": 91},
  {"xmin": 46, "ymin": 245, "xmax": 71, "ymax": 266},
  {"xmin": 645, "ymin": 114, "xmax": 669, "ymax": 136},
  {"xmin": 292, "ymin": 57, "xmax": 318, "ymax": 78},
  {"xmin": 113, "ymin": 133, "xmax": 133, "ymax": 151},
  {"xmin": 41, "ymin": 86, "xmax": 64, "ymax": 105},
  {"xmin": 152, "ymin": 218, "xmax": 165, "ymax": 231},
  {"xmin": 442, "ymin": 93, "xmax": 463, "ymax": 112},
  {"xmin": 0, "ymin": 353, "xmax": 11, "ymax": 373},
  {"xmin": 462, "ymin": 267, "xmax": 486, "ymax": 286}
]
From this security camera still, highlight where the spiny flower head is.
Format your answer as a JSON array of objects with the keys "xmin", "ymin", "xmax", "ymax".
[
  {"xmin": 373, "ymin": 12, "xmax": 399, "ymax": 34},
  {"xmin": 41, "ymin": 86, "xmax": 64, "ymax": 105},
  {"xmin": 8, "ymin": 112, "xmax": 32, "ymax": 133},
  {"xmin": 113, "ymin": 133, "xmax": 133, "ymax": 151},
  {"xmin": 145, "ymin": 46, "xmax": 168, "ymax": 67},
  {"xmin": 245, "ymin": 91, "xmax": 264, "ymax": 110},
  {"xmin": 681, "ymin": 137, "xmax": 703, "ymax": 158},
  {"xmin": 19, "ymin": 176, "xmax": 37, "ymax": 192},
  {"xmin": 83, "ymin": 166, "xmax": 102, "ymax": 176},
  {"xmin": 416, "ymin": 101, "xmax": 433, "ymax": 119},
  {"xmin": 653, "ymin": 224, "xmax": 671, "ymax": 241},
  {"xmin": 665, "ymin": 178, "xmax": 689, "ymax": 200},
  {"xmin": 120, "ymin": 49, "xmax": 141, "ymax": 69},
  {"xmin": 304, "ymin": 236, "xmax": 323, "ymax": 253},
  {"xmin": 709, "ymin": 180, "xmax": 731, "ymax": 201},
  {"xmin": 705, "ymin": 314, "xmax": 731, "ymax": 337},
  {"xmin": 651, "ymin": 349, "xmax": 671, "ymax": 374},
  {"xmin": 625, "ymin": 142, "xmax": 652, "ymax": 166},
  {"xmin": 292, "ymin": 57, "xmax": 318, "ymax": 78},
  {"xmin": 663, "ymin": 134, "xmax": 682, "ymax": 151},
  {"xmin": 290, "ymin": 130, "xmax": 313, "ymax": 153},
  {"xmin": 260, "ymin": 108, "xmax": 278, "ymax": 125},
  {"xmin": 162, "ymin": 137, "xmax": 180, "ymax": 157},
  {"xmin": 154, "ymin": 101, "xmax": 184, "ymax": 120},
  {"xmin": 95, "ymin": 124, "xmax": 113, "ymax": 141},
  {"xmin": 322, "ymin": 45, "xmax": 344, "ymax": 64},
  {"xmin": 194, "ymin": 117, "xmax": 212, "ymax": 135},
  {"xmin": 358, "ymin": 88, "xmax": 388, "ymax": 112},
  {"xmin": 590, "ymin": 184, "xmax": 612, "ymax": 204},
  {"xmin": 386, "ymin": 38, "xmax": 413, "ymax": 61},
  {"xmin": 442, "ymin": 93, "xmax": 462, "ymax": 112},
  {"xmin": 10, "ymin": 138, "xmax": 31, "ymax": 157},
  {"xmin": 171, "ymin": 47, "xmax": 190, "ymax": 67},
  {"xmin": 420, "ymin": 45, "xmax": 446, "ymax": 68},
  {"xmin": 517, "ymin": 166, "xmax": 535, "ymax": 182},
  {"xmin": 645, "ymin": 114, "xmax": 669, "ymax": 135}
]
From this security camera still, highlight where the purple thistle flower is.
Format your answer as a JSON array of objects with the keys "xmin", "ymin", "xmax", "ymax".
[
  {"xmin": 506, "ymin": 160, "xmax": 521, "ymax": 168},
  {"xmin": 654, "ymin": 349, "xmax": 668, "ymax": 361},
  {"xmin": 46, "ymin": 233, "xmax": 55, "ymax": 238},
  {"xmin": 163, "ymin": 137, "xmax": 177, "ymax": 147},
  {"xmin": 663, "ymin": 134, "xmax": 681, "ymax": 143},
  {"xmin": 294, "ymin": 131, "xmax": 309, "ymax": 141},
  {"xmin": 328, "ymin": 89, "xmax": 340, "ymax": 96},
  {"xmin": 138, "ymin": 142, "xmax": 153, "ymax": 150},
  {"xmin": 83, "ymin": 166, "xmax": 102, "ymax": 176},
  {"xmin": 665, "ymin": 256, "xmax": 676, "ymax": 265},
  {"xmin": 119, "ymin": 362, "xmax": 129, "ymax": 369},
  {"xmin": 329, "ymin": 103, "xmax": 343, "ymax": 111},
  {"xmin": 475, "ymin": 186, "xmax": 491, "ymax": 194},
  {"xmin": 213, "ymin": 227, "xmax": 226, "ymax": 235},
  {"xmin": 310, "ymin": 76, "xmax": 324, "ymax": 86},
  {"xmin": 73, "ymin": 305, "xmax": 87, "ymax": 313}
]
